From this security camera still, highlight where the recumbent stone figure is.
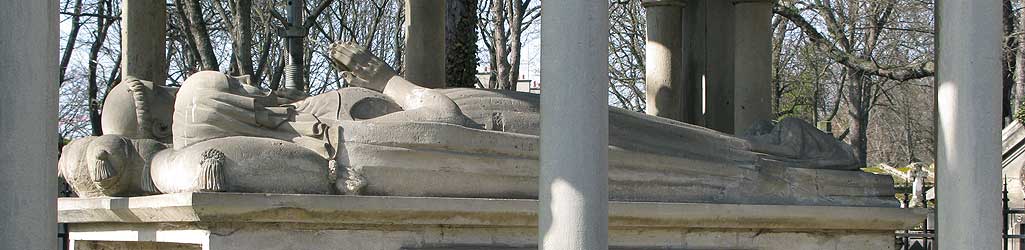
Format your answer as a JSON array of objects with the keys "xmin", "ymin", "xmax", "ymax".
[{"xmin": 58, "ymin": 42, "xmax": 895, "ymax": 206}]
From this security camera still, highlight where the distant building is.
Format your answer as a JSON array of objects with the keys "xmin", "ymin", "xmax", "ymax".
[
  {"xmin": 474, "ymin": 71, "xmax": 540, "ymax": 94},
  {"xmin": 515, "ymin": 79, "xmax": 540, "ymax": 94}
]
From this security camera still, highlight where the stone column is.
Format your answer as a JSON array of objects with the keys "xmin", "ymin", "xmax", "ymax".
[
  {"xmin": 643, "ymin": 0, "xmax": 686, "ymax": 121},
  {"xmin": 683, "ymin": 0, "xmax": 708, "ymax": 125},
  {"xmin": 121, "ymin": 0, "xmax": 168, "ymax": 84},
  {"xmin": 403, "ymin": 0, "xmax": 447, "ymax": 88},
  {"xmin": 0, "ymin": 1, "xmax": 58, "ymax": 250},
  {"xmin": 936, "ymin": 0, "xmax": 1002, "ymax": 249},
  {"xmin": 698, "ymin": 0, "xmax": 736, "ymax": 133},
  {"xmin": 731, "ymin": 0, "xmax": 772, "ymax": 134},
  {"xmin": 539, "ymin": 0, "xmax": 609, "ymax": 249}
]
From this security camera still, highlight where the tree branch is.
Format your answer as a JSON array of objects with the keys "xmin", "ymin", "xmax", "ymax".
[{"xmin": 773, "ymin": 3, "xmax": 934, "ymax": 81}]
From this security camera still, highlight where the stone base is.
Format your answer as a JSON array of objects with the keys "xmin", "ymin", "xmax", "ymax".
[{"xmin": 59, "ymin": 193, "xmax": 926, "ymax": 250}]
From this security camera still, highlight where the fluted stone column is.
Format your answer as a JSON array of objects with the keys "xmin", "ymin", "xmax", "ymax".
[
  {"xmin": 0, "ymin": 1, "xmax": 58, "ymax": 250},
  {"xmin": 403, "ymin": 0, "xmax": 447, "ymax": 88},
  {"xmin": 731, "ymin": 0, "xmax": 772, "ymax": 134},
  {"xmin": 643, "ymin": 0, "xmax": 687, "ymax": 121},
  {"xmin": 539, "ymin": 0, "xmax": 609, "ymax": 249},
  {"xmin": 121, "ymin": 0, "xmax": 168, "ymax": 84},
  {"xmin": 936, "ymin": 0, "xmax": 1002, "ymax": 249}
]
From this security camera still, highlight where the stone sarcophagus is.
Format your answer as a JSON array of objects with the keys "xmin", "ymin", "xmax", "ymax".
[{"xmin": 57, "ymin": 43, "xmax": 920, "ymax": 250}]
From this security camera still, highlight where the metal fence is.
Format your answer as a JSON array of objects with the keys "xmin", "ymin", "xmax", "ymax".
[
  {"xmin": 896, "ymin": 221, "xmax": 933, "ymax": 250},
  {"xmin": 895, "ymin": 191, "xmax": 933, "ymax": 250},
  {"xmin": 894, "ymin": 181, "xmax": 1025, "ymax": 250},
  {"xmin": 1006, "ymin": 182, "xmax": 1025, "ymax": 250},
  {"xmin": 58, "ymin": 179, "xmax": 72, "ymax": 250}
]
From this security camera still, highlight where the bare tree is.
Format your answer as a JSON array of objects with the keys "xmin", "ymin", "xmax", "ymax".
[
  {"xmin": 210, "ymin": 0, "xmax": 255, "ymax": 76},
  {"xmin": 446, "ymin": 0, "xmax": 480, "ymax": 88},
  {"xmin": 479, "ymin": 0, "xmax": 538, "ymax": 90},
  {"xmin": 86, "ymin": 0, "xmax": 116, "ymax": 135},
  {"xmin": 1014, "ymin": 0, "xmax": 1025, "ymax": 120},
  {"xmin": 774, "ymin": 0, "xmax": 935, "ymax": 165},
  {"xmin": 607, "ymin": 0, "xmax": 646, "ymax": 111},
  {"xmin": 181, "ymin": 0, "xmax": 220, "ymax": 71},
  {"xmin": 59, "ymin": 0, "xmax": 85, "ymax": 85}
]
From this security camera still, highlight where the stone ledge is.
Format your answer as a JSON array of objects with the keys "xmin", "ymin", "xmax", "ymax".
[
  {"xmin": 59, "ymin": 192, "xmax": 927, "ymax": 231},
  {"xmin": 641, "ymin": 0, "xmax": 686, "ymax": 8}
]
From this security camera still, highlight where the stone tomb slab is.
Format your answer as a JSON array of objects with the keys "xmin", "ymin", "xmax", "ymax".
[{"xmin": 60, "ymin": 192, "xmax": 926, "ymax": 250}]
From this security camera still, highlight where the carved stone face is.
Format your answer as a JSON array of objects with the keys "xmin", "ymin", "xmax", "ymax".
[{"xmin": 100, "ymin": 79, "xmax": 177, "ymax": 143}]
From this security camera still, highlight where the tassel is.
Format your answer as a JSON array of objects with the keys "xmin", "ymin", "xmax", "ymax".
[
  {"xmin": 196, "ymin": 149, "xmax": 226, "ymax": 192},
  {"xmin": 139, "ymin": 165, "xmax": 158, "ymax": 194},
  {"xmin": 90, "ymin": 152, "xmax": 117, "ymax": 183}
]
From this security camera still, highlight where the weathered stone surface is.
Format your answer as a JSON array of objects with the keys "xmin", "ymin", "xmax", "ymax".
[
  {"xmin": 59, "ymin": 193, "xmax": 925, "ymax": 229},
  {"xmin": 1, "ymin": 1, "xmax": 59, "ymax": 249},
  {"xmin": 644, "ymin": 0, "xmax": 686, "ymax": 121},
  {"xmin": 58, "ymin": 193, "xmax": 926, "ymax": 250},
  {"xmin": 732, "ymin": 0, "xmax": 773, "ymax": 134},
  {"xmin": 59, "ymin": 42, "xmax": 893, "ymax": 207},
  {"xmin": 68, "ymin": 225, "xmax": 899, "ymax": 250},
  {"xmin": 403, "ymin": 0, "xmax": 447, "ymax": 88},
  {"xmin": 936, "ymin": 0, "xmax": 1003, "ymax": 248},
  {"xmin": 120, "ymin": 0, "xmax": 167, "ymax": 84},
  {"xmin": 73, "ymin": 241, "xmax": 199, "ymax": 250}
]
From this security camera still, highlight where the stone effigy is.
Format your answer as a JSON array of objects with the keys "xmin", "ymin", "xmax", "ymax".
[{"xmin": 58, "ymin": 42, "xmax": 896, "ymax": 207}]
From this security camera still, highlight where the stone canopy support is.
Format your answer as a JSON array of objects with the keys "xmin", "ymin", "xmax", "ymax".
[
  {"xmin": 730, "ymin": 0, "xmax": 773, "ymax": 134},
  {"xmin": 687, "ymin": 0, "xmax": 736, "ymax": 132},
  {"xmin": 935, "ymin": 0, "xmax": 1002, "ymax": 248},
  {"xmin": 120, "ymin": 0, "xmax": 168, "ymax": 84},
  {"xmin": 539, "ymin": 0, "xmax": 610, "ymax": 249},
  {"xmin": 643, "ymin": 0, "xmax": 688, "ymax": 121},
  {"xmin": 645, "ymin": 0, "xmax": 772, "ymax": 133},
  {"xmin": 403, "ymin": 0, "xmax": 447, "ymax": 88},
  {"xmin": 0, "ymin": 1, "xmax": 58, "ymax": 249}
]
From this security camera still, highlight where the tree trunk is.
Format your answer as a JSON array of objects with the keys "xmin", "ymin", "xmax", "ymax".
[
  {"xmin": 490, "ymin": 0, "xmax": 511, "ymax": 90},
  {"xmin": 269, "ymin": 53, "xmax": 286, "ymax": 91},
  {"xmin": 1005, "ymin": 0, "xmax": 1016, "ymax": 122},
  {"xmin": 59, "ymin": 0, "xmax": 84, "ymax": 86},
  {"xmin": 394, "ymin": 0, "xmax": 406, "ymax": 73},
  {"xmin": 1015, "ymin": 0, "xmax": 1025, "ymax": 119},
  {"xmin": 87, "ymin": 0, "xmax": 114, "ymax": 136},
  {"xmin": 171, "ymin": 0, "xmax": 203, "ymax": 73},
  {"xmin": 445, "ymin": 0, "xmax": 480, "ymax": 88},
  {"xmin": 233, "ymin": 0, "xmax": 254, "ymax": 76},
  {"xmin": 182, "ymin": 0, "xmax": 219, "ymax": 71},
  {"xmin": 845, "ymin": 71, "xmax": 870, "ymax": 166},
  {"xmin": 253, "ymin": 28, "xmax": 274, "ymax": 84},
  {"xmin": 506, "ymin": 0, "xmax": 524, "ymax": 86},
  {"xmin": 770, "ymin": 17, "xmax": 787, "ymax": 116},
  {"xmin": 107, "ymin": 54, "xmax": 122, "ymax": 91}
]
